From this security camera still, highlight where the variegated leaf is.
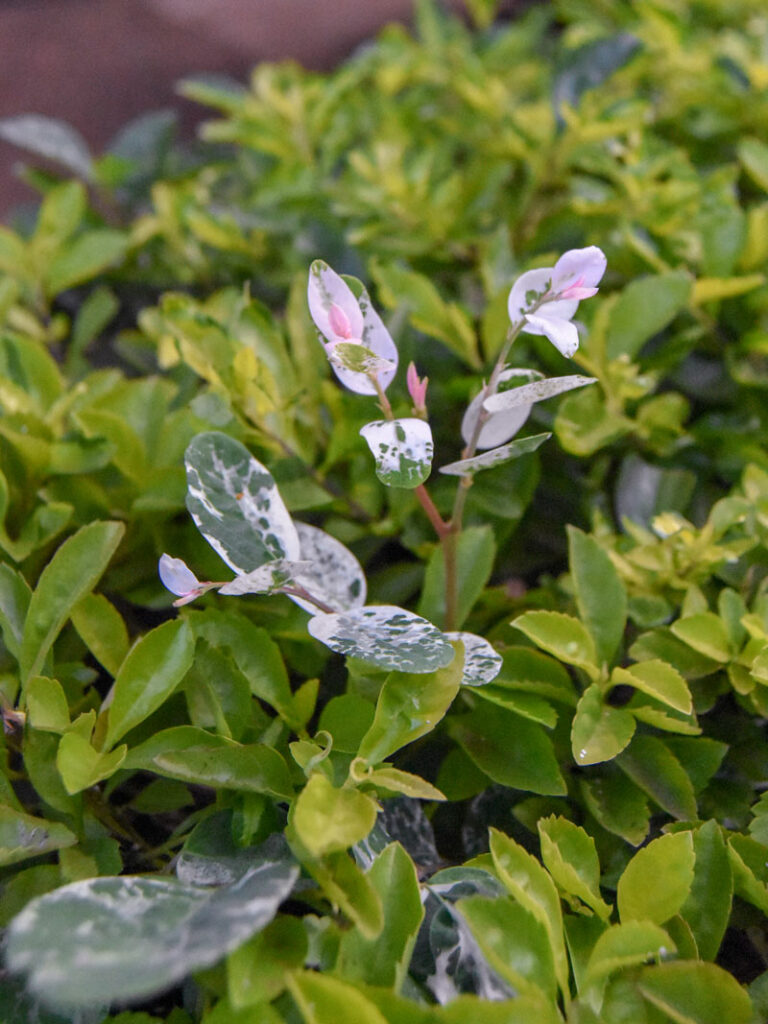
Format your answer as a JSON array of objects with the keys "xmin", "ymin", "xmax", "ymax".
[
  {"xmin": 461, "ymin": 368, "xmax": 541, "ymax": 450},
  {"xmin": 289, "ymin": 522, "xmax": 367, "ymax": 613},
  {"xmin": 444, "ymin": 631, "xmax": 502, "ymax": 686},
  {"xmin": 440, "ymin": 432, "xmax": 551, "ymax": 477},
  {"xmin": 218, "ymin": 559, "xmax": 312, "ymax": 596},
  {"xmin": 185, "ymin": 432, "xmax": 300, "ymax": 575},
  {"xmin": 483, "ymin": 374, "xmax": 596, "ymax": 415},
  {"xmin": 360, "ymin": 418, "xmax": 433, "ymax": 489},
  {"xmin": 5, "ymin": 855, "xmax": 298, "ymax": 1009},
  {"xmin": 308, "ymin": 605, "xmax": 455, "ymax": 673}
]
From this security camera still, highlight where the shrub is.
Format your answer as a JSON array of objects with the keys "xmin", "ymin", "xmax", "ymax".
[{"xmin": 1, "ymin": 1, "xmax": 768, "ymax": 1021}]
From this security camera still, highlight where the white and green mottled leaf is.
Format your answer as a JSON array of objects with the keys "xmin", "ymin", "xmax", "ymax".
[
  {"xmin": 444, "ymin": 631, "xmax": 502, "ymax": 686},
  {"xmin": 307, "ymin": 605, "xmax": 454, "ymax": 673},
  {"xmin": 289, "ymin": 521, "xmax": 367, "ymax": 613},
  {"xmin": 483, "ymin": 374, "xmax": 596, "ymax": 415},
  {"xmin": 5, "ymin": 856, "xmax": 298, "ymax": 1009},
  {"xmin": 440, "ymin": 432, "xmax": 551, "ymax": 477},
  {"xmin": 461, "ymin": 368, "xmax": 540, "ymax": 450},
  {"xmin": 328, "ymin": 341, "xmax": 395, "ymax": 378},
  {"xmin": 185, "ymin": 432, "xmax": 299, "ymax": 575},
  {"xmin": 218, "ymin": 559, "xmax": 312, "ymax": 596},
  {"xmin": 360, "ymin": 418, "xmax": 433, "ymax": 489}
]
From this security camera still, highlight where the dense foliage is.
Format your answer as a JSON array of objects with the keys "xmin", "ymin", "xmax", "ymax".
[{"xmin": 2, "ymin": 0, "xmax": 768, "ymax": 1020}]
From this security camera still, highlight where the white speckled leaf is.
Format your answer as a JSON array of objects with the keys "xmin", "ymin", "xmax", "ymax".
[
  {"xmin": 360, "ymin": 418, "xmax": 433, "ymax": 489},
  {"xmin": 218, "ymin": 559, "xmax": 312, "ymax": 596},
  {"xmin": 5, "ymin": 857, "xmax": 298, "ymax": 1010},
  {"xmin": 444, "ymin": 632, "xmax": 502, "ymax": 686},
  {"xmin": 440, "ymin": 432, "xmax": 551, "ymax": 477},
  {"xmin": 289, "ymin": 522, "xmax": 367, "ymax": 613},
  {"xmin": 461, "ymin": 368, "xmax": 541, "ymax": 450},
  {"xmin": 307, "ymin": 605, "xmax": 454, "ymax": 673},
  {"xmin": 483, "ymin": 375, "xmax": 596, "ymax": 414},
  {"xmin": 185, "ymin": 432, "xmax": 299, "ymax": 575}
]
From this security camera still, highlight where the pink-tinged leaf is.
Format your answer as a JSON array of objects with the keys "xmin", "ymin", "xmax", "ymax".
[
  {"xmin": 552, "ymin": 246, "xmax": 606, "ymax": 293},
  {"xmin": 524, "ymin": 313, "xmax": 580, "ymax": 358},
  {"xmin": 308, "ymin": 260, "xmax": 363, "ymax": 344},
  {"xmin": 158, "ymin": 554, "xmax": 201, "ymax": 598}
]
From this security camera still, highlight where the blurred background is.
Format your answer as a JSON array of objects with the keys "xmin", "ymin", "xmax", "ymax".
[{"xmin": 0, "ymin": 0, "xmax": 478, "ymax": 211}]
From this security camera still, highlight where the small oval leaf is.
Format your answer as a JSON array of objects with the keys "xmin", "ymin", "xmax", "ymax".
[
  {"xmin": 360, "ymin": 418, "xmax": 433, "ymax": 489},
  {"xmin": 444, "ymin": 631, "xmax": 502, "ymax": 686}
]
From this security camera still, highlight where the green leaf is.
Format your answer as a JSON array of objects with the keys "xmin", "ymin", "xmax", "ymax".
[
  {"xmin": 358, "ymin": 645, "xmax": 463, "ymax": 763},
  {"xmin": 616, "ymin": 734, "xmax": 697, "ymax": 820},
  {"xmin": 308, "ymin": 605, "xmax": 456, "ymax": 675},
  {"xmin": 0, "ymin": 563, "xmax": 31, "ymax": 659},
  {"xmin": 56, "ymin": 733, "xmax": 127, "ymax": 794},
  {"xmin": 611, "ymin": 659, "xmax": 692, "ymax": 714},
  {"xmin": 154, "ymin": 743, "xmax": 293, "ymax": 799},
  {"xmin": 538, "ymin": 815, "xmax": 611, "ymax": 919},
  {"xmin": 449, "ymin": 700, "xmax": 566, "ymax": 795},
  {"xmin": 305, "ymin": 850, "xmax": 383, "ymax": 940},
  {"xmin": 20, "ymin": 520, "xmax": 125, "ymax": 688},
  {"xmin": 123, "ymin": 725, "xmax": 234, "ymax": 771},
  {"xmin": 6, "ymin": 857, "xmax": 298, "ymax": 1009},
  {"xmin": 70, "ymin": 593, "xmax": 129, "ymax": 677},
  {"xmin": 670, "ymin": 613, "xmax": 732, "ymax": 662},
  {"xmin": 317, "ymin": 694, "xmax": 375, "ymax": 754},
  {"xmin": 418, "ymin": 525, "xmax": 496, "ymax": 629},
  {"xmin": 371, "ymin": 260, "xmax": 480, "ymax": 368},
  {"xmin": 190, "ymin": 609, "xmax": 299, "ymax": 726},
  {"xmin": 439, "ymin": 432, "xmax": 551, "ymax": 476},
  {"xmin": 606, "ymin": 271, "xmax": 691, "ymax": 361},
  {"xmin": 739, "ymin": 136, "xmax": 768, "ymax": 192},
  {"xmin": 289, "ymin": 971, "xmax": 389, "ymax": 1024},
  {"xmin": 728, "ymin": 835, "xmax": 768, "ymax": 914},
  {"xmin": 104, "ymin": 619, "xmax": 195, "ymax": 748},
  {"xmin": 489, "ymin": 828, "xmax": 568, "ymax": 997},
  {"xmin": 26, "ymin": 677, "xmax": 70, "ymax": 733},
  {"xmin": 571, "ymin": 684, "xmax": 636, "ymax": 765},
  {"xmin": 583, "ymin": 921, "xmax": 674, "ymax": 988},
  {"xmin": 227, "ymin": 915, "xmax": 306, "ymax": 1008},
  {"xmin": 185, "ymin": 431, "xmax": 300, "ymax": 575},
  {"xmin": 360, "ymin": 418, "xmax": 433, "ymax": 489},
  {"xmin": 457, "ymin": 894, "xmax": 557, "ymax": 1000},
  {"xmin": 512, "ymin": 610, "xmax": 598, "ymax": 673},
  {"xmin": 637, "ymin": 961, "xmax": 753, "ymax": 1024},
  {"xmin": 0, "ymin": 806, "xmax": 77, "ymax": 867},
  {"xmin": 496, "ymin": 646, "xmax": 578, "ymax": 705},
  {"xmin": 567, "ymin": 526, "xmax": 627, "ymax": 667},
  {"xmin": 555, "ymin": 382, "xmax": 632, "ymax": 456},
  {"xmin": 617, "ymin": 832, "xmax": 695, "ymax": 925},
  {"xmin": 580, "ymin": 771, "xmax": 650, "ymax": 846},
  {"xmin": 46, "ymin": 230, "xmax": 128, "ymax": 296},
  {"xmin": 680, "ymin": 820, "xmax": 732, "ymax": 962},
  {"xmin": 471, "ymin": 686, "xmax": 556, "ymax": 726},
  {"xmin": 692, "ymin": 274, "xmax": 764, "ymax": 304},
  {"xmin": 293, "ymin": 774, "xmax": 378, "ymax": 857},
  {"xmin": 336, "ymin": 842, "xmax": 424, "ymax": 989}
]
